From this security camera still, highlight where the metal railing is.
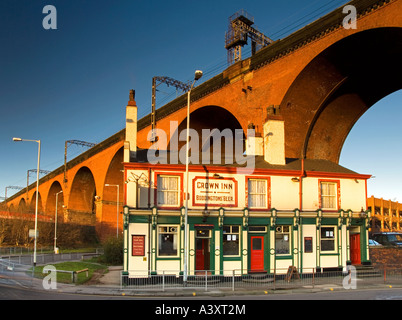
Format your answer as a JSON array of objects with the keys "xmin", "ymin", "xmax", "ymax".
[
  {"xmin": 0, "ymin": 250, "xmax": 102, "ymax": 266},
  {"xmin": 121, "ymin": 266, "xmax": 402, "ymax": 292}
]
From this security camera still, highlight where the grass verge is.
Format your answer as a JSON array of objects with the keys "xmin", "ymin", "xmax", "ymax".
[{"xmin": 31, "ymin": 261, "xmax": 108, "ymax": 285}]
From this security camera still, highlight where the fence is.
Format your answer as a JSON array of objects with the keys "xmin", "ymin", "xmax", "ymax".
[{"xmin": 121, "ymin": 266, "xmax": 402, "ymax": 292}]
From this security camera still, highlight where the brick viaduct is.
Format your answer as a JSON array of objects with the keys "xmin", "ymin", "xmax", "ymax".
[{"xmin": 3, "ymin": 0, "xmax": 402, "ymax": 240}]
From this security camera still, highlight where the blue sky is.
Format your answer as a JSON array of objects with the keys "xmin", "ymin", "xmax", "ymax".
[{"xmin": 0, "ymin": 0, "xmax": 400, "ymax": 202}]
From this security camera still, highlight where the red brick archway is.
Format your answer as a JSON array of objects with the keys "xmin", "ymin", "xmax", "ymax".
[
  {"xmin": 67, "ymin": 166, "xmax": 96, "ymax": 225},
  {"xmin": 280, "ymin": 27, "xmax": 402, "ymax": 162},
  {"xmin": 45, "ymin": 181, "xmax": 63, "ymax": 218}
]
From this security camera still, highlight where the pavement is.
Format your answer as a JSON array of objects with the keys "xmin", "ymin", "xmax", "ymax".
[
  {"xmin": 12, "ymin": 266, "xmax": 399, "ymax": 299},
  {"xmin": 2, "ymin": 259, "xmax": 401, "ymax": 298}
]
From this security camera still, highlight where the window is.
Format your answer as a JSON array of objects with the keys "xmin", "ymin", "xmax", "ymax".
[
  {"xmin": 158, "ymin": 226, "xmax": 179, "ymax": 256},
  {"xmin": 248, "ymin": 179, "xmax": 267, "ymax": 208},
  {"xmin": 249, "ymin": 226, "xmax": 267, "ymax": 233},
  {"xmin": 157, "ymin": 175, "xmax": 179, "ymax": 206},
  {"xmin": 320, "ymin": 226, "xmax": 336, "ymax": 252},
  {"xmin": 275, "ymin": 225, "xmax": 290, "ymax": 255},
  {"xmin": 222, "ymin": 225, "xmax": 240, "ymax": 256},
  {"xmin": 320, "ymin": 181, "xmax": 337, "ymax": 209}
]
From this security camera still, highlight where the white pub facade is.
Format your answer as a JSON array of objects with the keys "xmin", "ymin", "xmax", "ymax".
[{"xmin": 122, "ymin": 94, "xmax": 372, "ymax": 277}]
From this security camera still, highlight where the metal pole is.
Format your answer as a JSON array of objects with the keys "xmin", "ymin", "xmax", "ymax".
[
  {"xmin": 64, "ymin": 141, "xmax": 67, "ymax": 183},
  {"xmin": 54, "ymin": 190, "xmax": 62, "ymax": 253},
  {"xmin": 183, "ymin": 71, "xmax": 202, "ymax": 284},
  {"xmin": 117, "ymin": 185, "xmax": 119, "ymax": 238},
  {"xmin": 183, "ymin": 86, "xmax": 192, "ymax": 284},
  {"xmin": 34, "ymin": 140, "xmax": 41, "ymax": 267}
]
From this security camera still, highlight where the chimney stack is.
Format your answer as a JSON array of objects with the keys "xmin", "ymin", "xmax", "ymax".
[
  {"xmin": 246, "ymin": 123, "xmax": 263, "ymax": 156},
  {"xmin": 263, "ymin": 106, "xmax": 285, "ymax": 165},
  {"xmin": 124, "ymin": 89, "xmax": 137, "ymax": 162}
]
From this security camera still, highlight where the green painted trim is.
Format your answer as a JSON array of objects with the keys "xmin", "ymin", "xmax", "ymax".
[
  {"xmin": 322, "ymin": 218, "xmax": 338, "ymax": 225},
  {"xmin": 224, "ymin": 217, "xmax": 242, "ymax": 224},
  {"xmin": 276, "ymin": 217, "xmax": 293, "ymax": 225},
  {"xmin": 275, "ymin": 255, "xmax": 293, "ymax": 260},
  {"xmin": 222, "ymin": 256, "xmax": 242, "ymax": 261},
  {"xmin": 158, "ymin": 216, "xmax": 180, "ymax": 224},
  {"xmin": 248, "ymin": 217, "xmax": 271, "ymax": 225},
  {"xmin": 156, "ymin": 257, "xmax": 181, "ymax": 261},
  {"xmin": 130, "ymin": 215, "xmax": 149, "ymax": 223},
  {"xmin": 302, "ymin": 218, "xmax": 316, "ymax": 224}
]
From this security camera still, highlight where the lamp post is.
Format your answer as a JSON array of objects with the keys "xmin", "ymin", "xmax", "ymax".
[
  {"xmin": 13, "ymin": 137, "xmax": 41, "ymax": 267},
  {"xmin": 54, "ymin": 190, "xmax": 63, "ymax": 254},
  {"xmin": 105, "ymin": 184, "xmax": 120, "ymax": 237},
  {"xmin": 183, "ymin": 70, "xmax": 203, "ymax": 283}
]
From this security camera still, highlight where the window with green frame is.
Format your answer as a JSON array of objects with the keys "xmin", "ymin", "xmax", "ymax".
[
  {"xmin": 158, "ymin": 225, "xmax": 179, "ymax": 257},
  {"xmin": 320, "ymin": 226, "xmax": 336, "ymax": 252},
  {"xmin": 222, "ymin": 225, "xmax": 240, "ymax": 256},
  {"xmin": 275, "ymin": 225, "xmax": 291, "ymax": 255}
]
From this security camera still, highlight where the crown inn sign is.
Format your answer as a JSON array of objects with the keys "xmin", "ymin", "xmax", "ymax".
[{"xmin": 121, "ymin": 95, "xmax": 372, "ymax": 279}]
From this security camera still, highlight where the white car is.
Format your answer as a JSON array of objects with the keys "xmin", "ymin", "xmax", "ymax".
[{"xmin": 369, "ymin": 239, "xmax": 382, "ymax": 246}]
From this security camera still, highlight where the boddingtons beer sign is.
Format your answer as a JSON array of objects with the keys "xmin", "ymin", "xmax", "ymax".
[{"xmin": 192, "ymin": 177, "xmax": 238, "ymax": 207}]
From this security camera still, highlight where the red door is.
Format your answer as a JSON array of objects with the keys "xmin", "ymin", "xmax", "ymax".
[
  {"xmin": 250, "ymin": 236, "xmax": 264, "ymax": 272},
  {"xmin": 196, "ymin": 239, "xmax": 210, "ymax": 271},
  {"xmin": 350, "ymin": 234, "xmax": 361, "ymax": 265}
]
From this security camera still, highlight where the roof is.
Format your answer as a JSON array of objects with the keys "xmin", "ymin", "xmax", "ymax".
[{"xmin": 131, "ymin": 149, "xmax": 369, "ymax": 177}]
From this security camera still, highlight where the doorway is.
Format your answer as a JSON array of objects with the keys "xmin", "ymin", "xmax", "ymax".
[
  {"xmin": 195, "ymin": 228, "xmax": 211, "ymax": 272},
  {"xmin": 196, "ymin": 238, "xmax": 210, "ymax": 271},
  {"xmin": 350, "ymin": 233, "xmax": 361, "ymax": 265},
  {"xmin": 250, "ymin": 236, "xmax": 265, "ymax": 272}
]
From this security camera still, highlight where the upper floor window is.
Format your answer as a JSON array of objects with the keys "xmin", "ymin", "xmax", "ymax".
[
  {"xmin": 320, "ymin": 181, "xmax": 338, "ymax": 210},
  {"xmin": 248, "ymin": 179, "xmax": 268, "ymax": 208},
  {"xmin": 157, "ymin": 175, "xmax": 180, "ymax": 207}
]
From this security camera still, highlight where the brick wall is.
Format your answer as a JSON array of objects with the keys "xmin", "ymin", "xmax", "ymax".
[{"xmin": 370, "ymin": 247, "xmax": 402, "ymax": 268}]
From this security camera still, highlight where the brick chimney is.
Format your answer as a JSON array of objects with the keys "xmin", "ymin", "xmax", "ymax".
[
  {"xmin": 246, "ymin": 123, "xmax": 263, "ymax": 156},
  {"xmin": 263, "ymin": 106, "xmax": 285, "ymax": 165},
  {"xmin": 124, "ymin": 89, "xmax": 137, "ymax": 162}
]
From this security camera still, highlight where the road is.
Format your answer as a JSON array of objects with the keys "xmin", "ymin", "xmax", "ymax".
[
  {"xmin": 0, "ymin": 282, "xmax": 399, "ymax": 320},
  {"xmin": 1, "ymin": 281, "xmax": 401, "ymax": 300}
]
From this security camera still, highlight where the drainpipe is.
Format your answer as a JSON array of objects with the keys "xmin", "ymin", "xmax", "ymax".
[
  {"xmin": 148, "ymin": 168, "xmax": 151, "ymax": 209},
  {"xmin": 299, "ymin": 158, "xmax": 305, "ymax": 211}
]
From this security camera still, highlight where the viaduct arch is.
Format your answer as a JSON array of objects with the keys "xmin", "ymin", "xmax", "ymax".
[{"xmin": 281, "ymin": 27, "xmax": 402, "ymax": 162}]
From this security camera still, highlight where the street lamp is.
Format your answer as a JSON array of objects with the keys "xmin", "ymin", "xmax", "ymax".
[
  {"xmin": 184, "ymin": 70, "xmax": 202, "ymax": 283},
  {"xmin": 13, "ymin": 137, "xmax": 41, "ymax": 267},
  {"xmin": 54, "ymin": 190, "xmax": 63, "ymax": 254},
  {"xmin": 105, "ymin": 184, "xmax": 120, "ymax": 237}
]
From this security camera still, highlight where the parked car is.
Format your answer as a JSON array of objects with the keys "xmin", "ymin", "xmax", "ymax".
[
  {"xmin": 371, "ymin": 232, "xmax": 402, "ymax": 247},
  {"xmin": 368, "ymin": 239, "xmax": 382, "ymax": 246}
]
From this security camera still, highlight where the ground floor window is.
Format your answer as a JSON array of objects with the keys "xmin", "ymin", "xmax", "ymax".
[
  {"xmin": 222, "ymin": 225, "xmax": 240, "ymax": 256},
  {"xmin": 275, "ymin": 225, "xmax": 290, "ymax": 255},
  {"xmin": 320, "ymin": 226, "xmax": 336, "ymax": 252},
  {"xmin": 158, "ymin": 225, "xmax": 179, "ymax": 257}
]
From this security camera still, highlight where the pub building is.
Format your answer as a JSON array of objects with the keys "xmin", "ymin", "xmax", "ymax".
[{"xmin": 122, "ymin": 94, "xmax": 371, "ymax": 277}]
